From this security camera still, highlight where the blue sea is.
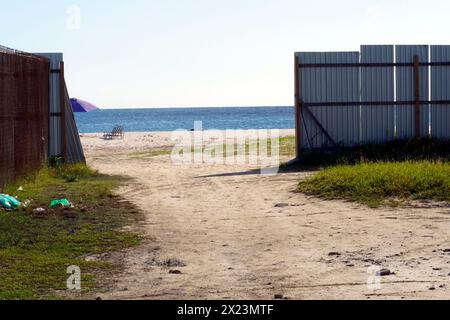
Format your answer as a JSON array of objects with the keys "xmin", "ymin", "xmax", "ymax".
[{"xmin": 74, "ymin": 107, "xmax": 295, "ymax": 133}]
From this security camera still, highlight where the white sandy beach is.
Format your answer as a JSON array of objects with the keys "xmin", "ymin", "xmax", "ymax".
[
  {"xmin": 82, "ymin": 131, "xmax": 450, "ymax": 300},
  {"xmin": 80, "ymin": 129, "xmax": 296, "ymax": 154}
]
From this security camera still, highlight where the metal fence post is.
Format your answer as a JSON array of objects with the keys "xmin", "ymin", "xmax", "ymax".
[
  {"xmin": 295, "ymin": 55, "xmax": 302, "ymax": 158},
  {"xmin": 413, "ymin": 55, "xmax": 421, "ymax": 138},
  {"xmin": 59, "ymin": 61, "xmax": 67, "ymax": 162}
]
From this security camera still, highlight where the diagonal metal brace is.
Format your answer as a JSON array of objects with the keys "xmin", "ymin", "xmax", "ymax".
[{"xmin": 303, "ymin": 104, "xmax": 338, "ymax": 148}]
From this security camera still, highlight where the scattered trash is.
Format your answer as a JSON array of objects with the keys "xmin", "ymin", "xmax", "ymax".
[
  {"xmin": 21, "ymin": 200, "xmax": 32, "ymax": 208},
  {"xmin": 50, "ymin": 199, "xmax": 73, "ymax": 209},
  {"xmin": 0, "ymin": 194, "xmax": 22, "ymax": 210},
  {"xmin": 274, "ymin": 294, "xmax": 284, "ymax": 300},
  {"xmin": 17, "ymin": 186, "xmax": 24, "ymax": 192},
  {"xmin": 33, "ymin": 208, "xmax": 46, "ymax": 215}
]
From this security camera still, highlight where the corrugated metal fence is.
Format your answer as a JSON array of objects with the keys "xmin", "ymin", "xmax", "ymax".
[
  {"xmin": 295, "ymin": 45, "xmax": 450, "ymax": 154},
  {"xmin": 0, "ymin": 47, "xmax": 50, "ymax": 187},
  {"xmin": 36, "ymin": 53, "xmax": 86, "ymax": 164}
]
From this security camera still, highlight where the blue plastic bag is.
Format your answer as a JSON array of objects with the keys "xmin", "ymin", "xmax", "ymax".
[{"xmin": 0, "ymin": 194, "xmax": 21, "ymax": 210}]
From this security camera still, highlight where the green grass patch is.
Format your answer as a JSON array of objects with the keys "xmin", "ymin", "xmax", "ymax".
[
  {"xmin": 129, "ymin": 148, "xmax": 172, "ymax": 159},
  {"xmin": 231, "ymin": 135, "xmax": 296, "ymax": 157},
  {"xmin": 277, "ymin": 136, "xmax": 296, "ymax": 157},
  {"xmin": 0, "ymin": 164, "xmax": 142, "ymax": 300},
  {"xmin": 298, "ymin": 161, "xmax": 450, "ymax": 207},
  {"xmin": 129, "ymin": 136, "xmax": 297, "ymax": 161},
  {"xmin": 204, "ymin": 135, "xmax": 296, "ymax": 158}
]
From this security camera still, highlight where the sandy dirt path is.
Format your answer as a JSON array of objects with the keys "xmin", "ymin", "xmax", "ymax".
[{"xmin": 82, "ymin": 133, "xmax": 450, "ymax": 300}]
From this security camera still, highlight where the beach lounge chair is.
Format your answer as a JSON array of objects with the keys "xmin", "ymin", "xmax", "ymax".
[{"xmin": 103, "ymin": 125, "xmax": 125, "ymax": 140}]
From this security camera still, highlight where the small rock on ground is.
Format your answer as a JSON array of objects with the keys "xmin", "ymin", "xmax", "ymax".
[
  {"xmin": 328, "ymin": 252, "xmax": 341, "ymax": 257},
  {"xmin": 169, "ymin": 270, "xmax": 182, "ymax": 275},
  {"xmin": 377, "ymin": 269, "xmax": 392, "ymax": 277}
]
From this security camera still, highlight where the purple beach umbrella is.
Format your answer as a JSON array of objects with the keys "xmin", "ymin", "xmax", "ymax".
[{"xmin": 70, "ymin": 98, "xmax": 99, "ymax": 113}]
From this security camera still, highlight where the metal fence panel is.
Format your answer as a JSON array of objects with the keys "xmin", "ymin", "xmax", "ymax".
[
  {"xmin": 36, "ymin": 53, "xmax": 63, "ymax": 157},
  {"xmin": 297, "ymin": 51, "xmax": 360, "ymax": 148},
  {"xmin": 326, "ymin": 52, "xmax": 360, "ymax": 146},
  {"xmin": 430, "ymin": 45, "xmax": 450, "ymax": 139},
  {"xmin": 295, "ymin": 44, "xmax": 450, "ymax": 154},
  {"xmin": 296, "ymin": 52, "xmax": 327, "ymax": 149},
  {"xmin": 360, "ymin": 45, "xmax": 395, "ymax": 143},
  {"xmin": 63, "ymin": 83, "xmax": 86, "ymax": 163},
  {"xmin": 395, "ymin": 45, "xmax": 430, "ymax": 139},
  {"xmin": 36, "ymin": 52, "xmax": 85, "ymax": 164}
]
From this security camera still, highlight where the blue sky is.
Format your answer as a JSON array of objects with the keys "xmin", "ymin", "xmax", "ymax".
[{"xmin": 2, "ymin": 0, "xmax": 450, "ymax": 108}]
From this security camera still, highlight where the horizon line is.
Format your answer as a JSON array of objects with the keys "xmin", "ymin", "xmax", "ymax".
[{"xmin": 96, "ymin": 105, "xmax": 295, "ymax": 110}]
